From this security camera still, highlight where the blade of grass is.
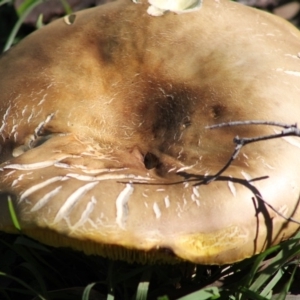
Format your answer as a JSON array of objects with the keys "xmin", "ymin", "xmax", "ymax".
[
  {"xmin": 238, "ymin": 286, "xmax": 270, "ymax": 300},
  {"xmin": 36, "ymin": 13, "xmax": 44, "ymax": 28},
  {"xmin": 260, "ymin": 266, "xmax": 287, "ymax": 298},
  {"xmin": 7, "ymin": 196, "xmax": 21, "ymax": 231},
  {"xmin": 136, "ymin": 268, "xmax": 152, "ymax": 300},
  {"xmin": 59, "ymin": 0, "xmax": 72, "ymax": 15},
  {"xmin": 242, "ymin": 245, "xmax": 281, "ymax": 288},
  {"xmin": 16, "ymin": 0, "xmax": 41, "ymax": 16},
  {"xmin": 177, "ymin": 287, "xmax": 220, "ymax": 300},
  {"xmin": 18, "ymin": 261, "xmax": 48, "ymax": 295},
  {"xmin": 3, "ymin": 0, "xmax": 44, "ymax": 51},
  {"xmin": 0, "ymin": 0, "xmax": 12, "ymax": 6},
  {"xmin": 82, "ymin": 282, "xmax": 97, "ymax": 300},
  {"xmin": 0, "ymin": 290, "xmax": 10, "ymax": 300},
  {"xmin": 272, "ymin": 263, "xmax": 298, "ymax": 300},
  {"xmin": 0, "ymin": 237, "xmax": 64, "ymax": 287},
  {"xmin": 14, "ymin": 235, "xmax": 51, "ymax": 252},
  {"xmin": 107, "ymin": 294, "xmax": 114, "ymax": 300},
  {"xmin": 0, "ymin": 272, "xmax": 47, "ymax": 300},
  {"xmin": 250, "ymin": 243, "xmax": 300, "ymax": 292}
]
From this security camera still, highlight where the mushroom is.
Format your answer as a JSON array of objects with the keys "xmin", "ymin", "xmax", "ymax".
[{"xmin": 0, "ymin": 0, "xmax": 300, "ymax": 265}]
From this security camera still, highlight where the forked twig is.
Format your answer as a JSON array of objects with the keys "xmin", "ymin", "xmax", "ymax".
[
  {"xmin": 206, "ymin": 120, "xmax": 300, "ymax": 226},
  {"xmin": 205, "ymin": 120, "xmax": 300, "ymax": 183}
]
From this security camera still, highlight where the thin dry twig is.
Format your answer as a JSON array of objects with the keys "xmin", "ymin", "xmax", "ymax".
[
  {"xmin": 206, "ymin": 120, "xmax": 300, "ymax": 225},
  {"xmin": 205, "ymin": 120, "xmax": 300, "ymax": 183},
  {"xmin": 255, "ymin": 195, "xmax": 300, "ymax": 225}
]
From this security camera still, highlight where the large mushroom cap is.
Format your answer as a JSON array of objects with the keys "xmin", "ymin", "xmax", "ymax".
[{"xmin": 0, "ymin": 0, "xmax": 300, "ymax": 265}]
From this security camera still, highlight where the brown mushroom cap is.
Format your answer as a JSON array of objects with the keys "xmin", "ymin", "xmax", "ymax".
[{"xmin": 0, "ymin": 0, "xmax": 300, "ymax": 264}]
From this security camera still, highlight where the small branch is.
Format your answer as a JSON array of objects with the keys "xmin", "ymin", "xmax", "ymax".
[
  {"xmin": 202, "ymin": 143, "xmax": 244, "ymax": 184},
  {"xmin": 206, "ymin": 120, "xmax": 297, "ymax": 130},
  {"xmin": 204, "ymin": 120, "xmax": 300, "ymax": 183},
  {"xmin": 255, "ymin": 195, "xmax": 300, "ymax": 225}
]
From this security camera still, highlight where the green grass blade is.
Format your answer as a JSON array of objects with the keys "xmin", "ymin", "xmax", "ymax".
[
  {"xmin": 135, "ymin": 268, "xmax": 152, "ymax": 300},
  {"xmin": 0, "ymin": 0, "xmax": 12, "ymax": 6},
  {"xmin": 260, "ymin": 267, "xmax": 287, "ymax": 298},
  {"xmin": 178, "ymin": 287, "xmax": 220, "ymax": 300},
  {"xmin": 59, "ymin": 0, "xmax": 72, "ymax": 15},
  {"xmin": 239, "ymin": 286, "xmax": 270, "ymax": 300},
  {"xmin": 243, "ymin": 245, "xmax": 281, "ymax": 287},
  {"xmin": 0, "ymin": 272, "xmax": 47, "ymax": 300},
  {"xmin": 3, "ymin": 0, "xmax": 44, "ymax": 51},
  {"xmin": 272, "ymin": 263, "xmax": 298, "ymax": 300},
  {"xmin": 19, "ymin": 262, "xmax": 48, "ymax": 295},
  {"xmin": 16, "ymin": 0, "xmax": 40, "ymax": 16},
  {"xmin": 14, "ymin": 235, "xmax": 51, "ymax": 252},
  {"xmin": 7, "ymin": 196, "xmax": 21, "ymax": 231},
  {"xmin": 107, "ymin": 294, "xmax": 114, "ymax": 300},
  {"xmin": 36, "ymin": 13, "xmax": 44, "ymax": 28},
  {"xmin": 82, "ymin": 282, "xmax": 97, "ymax": 300}
]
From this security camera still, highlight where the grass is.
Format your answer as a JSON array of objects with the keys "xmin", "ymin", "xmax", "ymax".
[
  {"xmin": 0, "ymin": 232, "xmax": 299, "ymax": 299},
  {"xmin": 0, "ymin": 1, "xmax": 300, "ymax": 299}
]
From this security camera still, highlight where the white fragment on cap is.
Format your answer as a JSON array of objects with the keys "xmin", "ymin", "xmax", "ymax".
[
  {"xmin": 276, "ymin": 68, "xmax": 300, "ymax": 77},
  {"xmin": 11, "ymin": 174, "xmax": 26, "ymax": 187},
  {"xmin": 66, "ymin": 172, "xmax": 151, "ymax": 182},
  {"xmin": 241, "ymin": 171, "xmax": 253, "ymax": 182},
  {"xmin": 164, "ymin": 195, "xmax": 170, "ymax": 208},
  {"xmin": 34, "ymin": 113, "xmax": 55, "ymax": 136},
  {"xmin": 12, "ymin": 145, "xmax": 29, "ymax": 158},
  {"xmin": 274, "ymin": 129, "xmax": 300, "ymax": 149},
  {"xmin": 192, "ymin": 186, "xmax": 199, "ymax": 198},
  {"xmin": 153, "ymin": 202, "xmax": 161, "ymax": 219},
  {"xmin": 63, "ymin": 14, "xmax": 76, "ymax": 25},
  {"xmin": 20, "ymin": 176, "xmax": 67, "ymax": 203},
  {"xmin": 54, "ymin": 162, "xmax": 71, "ymax": 169},
  {"xmin": 81, "ymin": 167, "xmax": 128, "ymax": 174},
  {"xmin": 4, "ymin": 161, "xmax": 57, "ymax": 170},
  {"xmin": 146, "ymin": 0, "xmax": 202, "ymax": 16},
  {"xmin": 54, "ymin": 181, "xmax": 99, "ymax": 223},
  {"xmin": 115, "ymin": 183, "xmax": 134, "ymax": 229},
  {"xmin": 30, "ymin": 186, "xmax": 62, "ymax": 212},
  {"xmin": 228, "ymin": 180, "xmax": 237, "ymax": 197},
  {"xmin": 0, "ymin": 105, "xmax": 11, "ymax": 135},
  {"xmin": 191, "ymin": 186, "xmax": 200, "ymax": 204},
  {"xmin": 284, "ymin": 70, "xmax": 300, "ymax": 77},
  {"xmin": 71, "ymin": 196, "xmax": 97, "ymax": 229},
  {"xmin": 4, "ymin": 154, "xmax": 74, "ymax": 170},
  {"xmin": 177, "ymin": 164, "xmax": 196, "ymax": 172}
]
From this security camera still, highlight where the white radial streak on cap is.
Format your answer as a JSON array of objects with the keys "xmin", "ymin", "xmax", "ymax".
[
  {"xmin": 66, "ymin": 173, "xmax": 151, "ymax": 182},
  {"xmin": 54, "ymin": 181, "xmax": 99, "ymax": 223},
  {"xmin": 164, "ymin": 196, "xmax": 170, "ymax": 208},
  {"xmin": 227, "ymin": 180, "xmax": 236, "ymax": 197},
  {"xmin": 192, "ymin": 186, "xmax": 199, "ymax": 198},
  {"xmin": 30, "ymin": 186, "xmax": 62, "ymax": 212},
  {"xmin": 5, "ymin": 161, "xmax": 57, "ymax": 170},
  {"xmin": 4, "ymin": 155, "xmax": 73, "ymax": 170},
  {"xmin": 241, "ymin": 171, "xmax": 252, "ymax": 182},
  {"xmin": 153, "ymin": 202, "xmax": 161, "ymax": 219},
  {"xmin": 284, "ymin": 70, "xmax": 300, "ymax": 77},
  {"xmin": 71, "ymin": 196, "xmax": 97, "ymax": 230},
  {"xmin": 20, "ymin": 176, "xmax": 66, "ymax": 203},
  {"xmin": 115, "ymin": 183, "xmax": 134, "ymax": 229}
]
